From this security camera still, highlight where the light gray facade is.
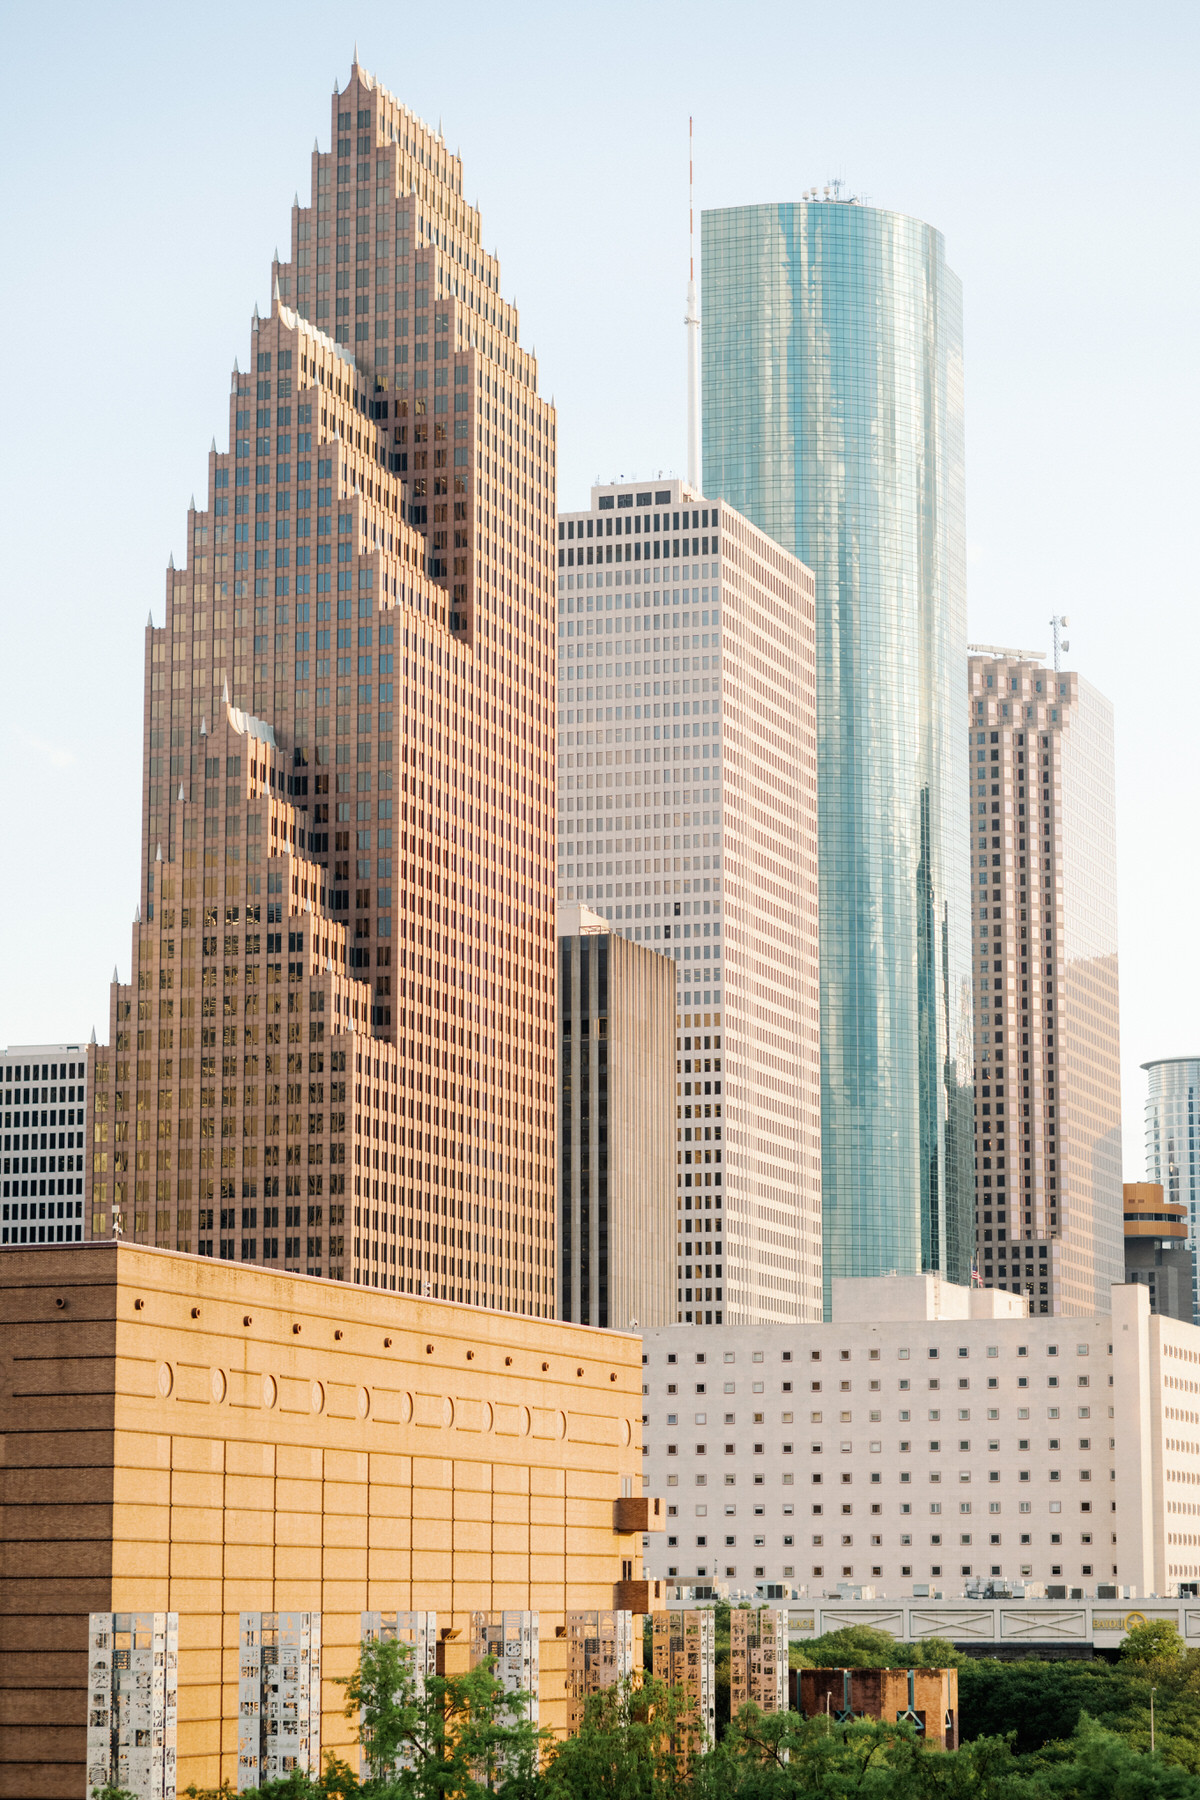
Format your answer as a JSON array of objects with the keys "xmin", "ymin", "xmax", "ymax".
[{"xmin": 1144, "ymin": 1057, "xmax": 1200, "ymax": 1324}]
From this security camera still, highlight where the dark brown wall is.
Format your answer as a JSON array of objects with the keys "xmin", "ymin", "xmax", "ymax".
[{"xmin": 1, "ymin": 1246, "xmax": 118, "ymax": 1798}]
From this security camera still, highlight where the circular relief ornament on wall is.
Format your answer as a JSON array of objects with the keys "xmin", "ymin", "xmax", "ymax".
[
  {"xmin": 211, "ymin": 1368, "xmax": 227, "ymax": 1404},
  {"xmin": 310, "ymin": 1381, "xmax": 325, "ymax": 1414},
  {"xmin": 399, "ymin": 1392, "xmax": 414, "ymax": 1424},
  {"xmin": 356, "ymin": 1387, "xmax": 370, "ymax": 1419},
  {"xmin": 156, "ymin": 1363, "xmax": 173, "ymax": 1399},
  {"xmin": 262, "ymin": 1374, "xmax": 278, "ymax": 1409}
]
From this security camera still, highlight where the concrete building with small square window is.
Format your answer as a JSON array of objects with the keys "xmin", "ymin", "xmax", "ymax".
[
  {"xmin": 640, "ymin": 1274, "xmax": 1200, "ymax": 1603},
  {"xmin": 1, "ymin": 1041, "xmax": 91, "ymax": 1246},
  {"xmin": 555, "ymin": 482, "xmax": 821, "ymax": 1325}
]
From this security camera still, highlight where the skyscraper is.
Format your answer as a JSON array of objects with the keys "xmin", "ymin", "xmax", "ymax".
[
  {"xmin": 1143, "ymin": 1056, "xmax": 1200, "ymax": 1323},
  {"xmin": 701, "ymin": 194, "xmax": 973, "ymax": 1304},
  {"xmin": 557, "ymin": 902, "xmax": 676, "ymax": 1331},
  {"xmin": 967, "ymin": 651, "xmax": 1123, "ymax": 1313},
  {"xmin": 555, "ymin": 479, "xmax": 821, "ymax": 1323},
  {"xmin": 88, "ymin": 60, "xmax": 557, "ymax": 1313}
]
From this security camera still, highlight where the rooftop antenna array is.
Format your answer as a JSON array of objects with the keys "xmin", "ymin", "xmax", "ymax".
[{"xmin": 1049, "ymin": 615, "xmax": 1070, "ymax": 672}]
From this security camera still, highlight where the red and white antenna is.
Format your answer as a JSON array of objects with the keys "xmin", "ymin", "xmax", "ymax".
[{"xmin": 685, "ymin": 116, "xmax": 701, "ymax": 494}]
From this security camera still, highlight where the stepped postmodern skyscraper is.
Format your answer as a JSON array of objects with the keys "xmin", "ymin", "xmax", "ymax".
[
  {"xmin": 967, "ymin": 651, "xmax": 1123, "ymax": 1314},
  {"xmin": 88, "ymin": 61, "xmax": 557, "ymax": 1312},
  {"xmin": 701, "ymin": 191, "xmax": 973, "ymax": 1304}
]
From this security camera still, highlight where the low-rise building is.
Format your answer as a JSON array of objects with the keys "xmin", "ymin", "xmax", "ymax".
[
  {"xmin": 640, "ymin": 1274, "xmax": 1200, "ymax": 1603},
  {"xmin": 1125, "ymin": 1181, "xmax": 1196, "ymax": 1324},
  {"xmin": 0, "ymin": 1241, "xmax": 649, "ymax": 1796},
  {"xmin": 0, "ymin": 1040, "xmax": 91, "ymax": 1245}
]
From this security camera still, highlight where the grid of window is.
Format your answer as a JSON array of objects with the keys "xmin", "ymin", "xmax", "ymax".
[{"xmin": 1, "ymin": 1046, "xmax": 89, "ymax": 1244}]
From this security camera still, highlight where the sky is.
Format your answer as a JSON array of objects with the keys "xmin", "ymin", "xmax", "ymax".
[{"xmin": 1, "ymin": 0, "xmax": 1197, "ymax": 1176}]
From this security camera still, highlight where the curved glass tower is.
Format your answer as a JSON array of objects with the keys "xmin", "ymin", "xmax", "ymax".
[{"xmin": 702, "ymin": 198, "xmax": 973, "ymax": 1303}]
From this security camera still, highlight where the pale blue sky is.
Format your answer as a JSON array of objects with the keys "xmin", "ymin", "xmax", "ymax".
[{"xmin": 1, "ymin": 0, "xmax": 1196, "ymax": 1172}]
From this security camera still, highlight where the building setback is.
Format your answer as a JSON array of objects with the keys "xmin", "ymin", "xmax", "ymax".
[
  {"xmin": 0, "ymin": 1243, "xmax": 650, "ymax": 1796},
  {"xmin": 641, "ymin": 1276, "xmax": 1200, "ymax": 1604},
  {"xmin": 557, "ymin": 903, "xmax": 675, "ymax": 1331},
  {"xmin": 1143, "ymin": 1057, "xmax": 1200, "ymax": 1324},
  {"xmin": 555, "ymin": 480, "xmax": 821, "ymax": 1323},
  {"xmin": 1, "ymin": 1041, "xmax": 91, "ymax": 1245},
  {"xmin": 968, "ymin": 653, "xmax": 1123, "ymax": 1314},
  {"xmin": 702, "ymin": 194, "xmax": 973, "ymax": 1304},
  {"xmin": 87, "ymin": 59, "xmax": 557, "ymax": 1314}
]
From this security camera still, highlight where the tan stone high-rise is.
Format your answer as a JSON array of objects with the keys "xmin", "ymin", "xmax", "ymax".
[
  {"xmin": 89, "ymin": 59, "xmax": 556, "ymax": 1315},
  {"xmin": 967, "ymin": 651, "xmax": 1123, "ymax": 1313}
]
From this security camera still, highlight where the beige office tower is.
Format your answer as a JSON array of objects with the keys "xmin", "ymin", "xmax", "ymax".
[
  {"xmin": 88, "ymin": 60, "xmax": 557, "ymax": 1314},
  {"xmin": 555, "ymin": 483, "xmax": 821, "ymax": 1323},
  {"xmin": 556, "ymin": 901, "xmax": 676, "ymax": 1330},
  {"xmin": 968, "ymin": 651, "xmax": 1123, "ymax": 1312}
]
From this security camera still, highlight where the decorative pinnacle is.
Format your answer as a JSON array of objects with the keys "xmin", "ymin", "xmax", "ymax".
[
  {"xmin": 252, "ymin": 304, "xmax": 260, "ymax": 328},
  {"xmin": 199, "ymin": 716, "xmax": 207, "ymax": 736},
  {"xmin": 167, "ymin": 553, "xmax": 175, "ymax": 570},
  {"xmin": 134, "ymin": 903, "xmax": 141, "ymax": 924},
  {"xmin": 222, "ymin": 677, "xmax": 230, "ymax": 704},
  {"xmin": 155, "ymin": 843, "xmax": 163, "ymax": 863},
  {"xmin": 177, "ymin": 784, "xmax": 185, "ymax": 803},
  {"xmin": 91, "ymin": 1026, "xmax": 98, "ymax": 1045},
  {"xmin": 147, "ymin": 609, "xmax": 153, "ymax": 628},
  {"xmin": 111, "ymin": 967, "xmax": 118, "ymax": 986}
]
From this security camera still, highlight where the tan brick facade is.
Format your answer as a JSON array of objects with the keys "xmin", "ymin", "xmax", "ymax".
[
  {"xmin": 88, "ymin": 59, "xmax": 557, "ymax": 1316},
  {"xmin": 0, "ymin": 1243, "xmax": 646, "ymax": 1796}
]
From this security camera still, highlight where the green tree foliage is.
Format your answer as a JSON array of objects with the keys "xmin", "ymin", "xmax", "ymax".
[
  {"xmin": 180, "ymin": 1628, "xmax": 1200, "ymax": 1800},
  {"xmin": 543, "ymin": 1677, "xmax": 694, "ymax": 1800},
  {"xmin": 1121, "ymin": 1622, "xmax": 1189, "ymax": 1666}
]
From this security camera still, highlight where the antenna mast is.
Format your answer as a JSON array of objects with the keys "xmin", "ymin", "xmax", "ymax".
[{"xmin": 685, "ymin": 116, "xmax": 701, "ymax": 494}]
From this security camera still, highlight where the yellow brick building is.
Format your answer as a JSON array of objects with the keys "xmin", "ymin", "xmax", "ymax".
[{"xmin": 0, "ymin": 1244, "xmax": 650, "ymax": 1797}]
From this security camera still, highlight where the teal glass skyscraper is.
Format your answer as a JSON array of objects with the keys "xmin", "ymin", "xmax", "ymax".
[{"xmin": 702, "ymin": 196, "xmax": 973, "ymax": 1303}]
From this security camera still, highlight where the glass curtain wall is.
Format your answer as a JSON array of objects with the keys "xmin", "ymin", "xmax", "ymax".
[{"xmin": 702, "ymin": 200, "xmax": 973, "ymax": 1305}]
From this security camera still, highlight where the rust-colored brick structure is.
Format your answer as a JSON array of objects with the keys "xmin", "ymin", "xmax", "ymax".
[
  {"xmin": 0, "ymin": 1243, "xmax": 647, "ymax": 1795},
  {"xmin": 797, "ymin": 1666, "xmax": 958, "ymax": 1749},
  {"xmin": 89, "ymin": 57, "xmax": 556, "ymax": 1314}
]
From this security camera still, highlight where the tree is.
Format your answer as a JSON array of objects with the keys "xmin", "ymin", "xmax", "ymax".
[
  {"xmin": 1121, "ymin": 1622, "xmax": 1188, "ymax": 1667},
  {"xmin": 340, "ymin": 1652, "xmax": 545, "ymax": 1800},
  {"xmin": 543, "ymin": 1676, "xmax": 693, "ymax": 1800}
]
